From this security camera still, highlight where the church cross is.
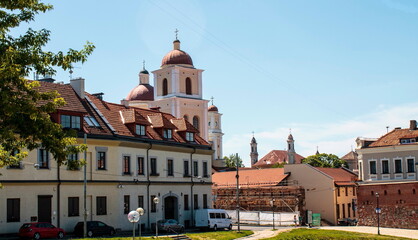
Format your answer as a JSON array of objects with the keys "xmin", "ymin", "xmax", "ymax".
[
  {"xmin": 210, "ymin": 96, "xmax": 214, "ymax": 105},
  {"xmin": 175, "ymin": 28, "xmax": 179, "ymax": 40}
]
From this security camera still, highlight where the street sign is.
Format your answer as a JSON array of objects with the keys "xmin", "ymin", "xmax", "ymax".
[
  {"xmin": 128, "ymin": 210, "xmax": 140, "ymax": 223},
  {"xmin": 375, "ymin": 208, "xmax": 381, "ymax": 214}
]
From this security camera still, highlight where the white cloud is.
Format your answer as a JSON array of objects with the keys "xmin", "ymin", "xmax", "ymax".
[{"xmin": 224, "ymin": 102, "xmax": 418, "ymax": 167}]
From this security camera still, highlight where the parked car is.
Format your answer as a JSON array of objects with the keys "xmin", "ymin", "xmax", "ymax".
[
  {"xmin": 18, "ymin": 222, "xmax": 65, "ymax": 240},
  {"xmin": 157, "ymin": 219, "xmax": 184, "ymax": 233},
  {"xmin": 73, "ymin": 221, "xmax": 115, "ymax": 237},
  {"xmin": 338, "ymin": 218, "xmax": 358, "ymax": 226},
  {"xmin": 194, "ymin": 209, "xmax": 232, "ymax": 231}
]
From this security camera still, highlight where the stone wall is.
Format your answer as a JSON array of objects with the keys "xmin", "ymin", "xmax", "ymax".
[
  {"xmin": 212, "ymin": 186, "xmax": 305, "ymax": 212},
  {"xmin": 357, "ymin": 182, "xmax": 418, "ymax": 229}
]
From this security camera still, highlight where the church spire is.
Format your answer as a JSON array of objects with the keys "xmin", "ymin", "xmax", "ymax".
[
  {"xmin": 250, "ymin": 132, "xmax": 258, "ymax": 167},
  {"xmin": 287, "ymin": 133, "xmax": 296, "ymax": 164}
]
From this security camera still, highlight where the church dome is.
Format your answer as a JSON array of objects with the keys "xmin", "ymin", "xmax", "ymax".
[
  {"xmin": 126, "ymin": 84, "xmax": 154, "ymax": 101},
  {"xmin": 208, "ymin": 105, "xmax": 218, "ymax": 112},
  {"xmin": 161, "ymin": 40, "xmax": 194, "ymax": 67}
]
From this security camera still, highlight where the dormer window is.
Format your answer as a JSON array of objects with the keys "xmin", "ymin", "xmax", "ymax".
[
  {"xmin": 61, "ymin": 115, "xmax": 80, "ymax": 129},
  {"xmin": 186, "ymin": 132, "xmax": 194, "ymax": 142},
  {"xmin": 135, "ymin": 125, "xmax": 146, "ymax": 136},
  {"xmin": 163, "ymin": 129, "xmax": 172, "ymax": 139},
  {"xmin": 401, "ymin": 138, "xmax": 416, "ymax": 144}
]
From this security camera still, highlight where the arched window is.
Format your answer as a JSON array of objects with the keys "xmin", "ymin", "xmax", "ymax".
[
  {"xmin": 193, "ymin": 116, "xmax": 199, "ymax": 130},
  {"xmin": 162, "ymin": 78, "xmax": 168, "ymax": 96},
  {"xmin": 183, "ymin": 115, "xmax": 188, "ymax": 121},
  {"xmin": 185, "ymin": 77, "xmax": 192, "ymax": 95}
]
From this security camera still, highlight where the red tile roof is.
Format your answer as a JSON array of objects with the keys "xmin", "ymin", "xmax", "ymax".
[
  {"xmin": 212, "ymin": 168, "xmax": 289, "ymax": 188},
  {"xmin": 314, "ymin": 167, "xmax": 357, "ymax": 186},
  {"xmin": 341, "ymin": 151, "xmax": 358, "ymax": 161},
  {"xmin": 253, "ymin": 150, "xmax": 304, "ymax": 168},
  {"xmin": 368, "ymin": 128, "xmax": 418, "ymax": 147}
]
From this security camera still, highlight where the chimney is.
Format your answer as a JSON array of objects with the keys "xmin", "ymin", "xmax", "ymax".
[
  {"xmin": 410, "ymin": 120, "xmax": 417, "ymax": 130},
  {"xmin": 70, "ymin": 78, "xmax": 85, "ymax": 99}
]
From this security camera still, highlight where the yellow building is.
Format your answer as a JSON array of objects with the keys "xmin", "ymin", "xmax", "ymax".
[
  {"xmin": 0, "ymin": 79, "xmax": 213, "ymax": 234},
  {"xmin": 284, "ymin": 164, "xmax": 357, "ymax": 225}
]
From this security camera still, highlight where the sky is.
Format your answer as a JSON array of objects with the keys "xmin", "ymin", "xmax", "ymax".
[{"xmin": 19, "ymin": 0, "xmax": 418, "ymax": 167}]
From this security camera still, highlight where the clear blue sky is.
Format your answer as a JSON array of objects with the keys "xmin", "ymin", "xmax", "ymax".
[{"xmin": 25, "ymin": 0, "xmax": 418, "ymax": 166}]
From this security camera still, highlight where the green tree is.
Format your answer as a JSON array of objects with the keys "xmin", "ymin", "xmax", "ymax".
[
  {"xmin": 224, "ymin": 154, "xmax": 244, "ymax": 168},
  {"xmin": 302, "ymin": 153, "xmax": 348, "ymax": 168},
  {"xmin": 0, "ymin": 0, "xmax": 94, "ymax": 168}
]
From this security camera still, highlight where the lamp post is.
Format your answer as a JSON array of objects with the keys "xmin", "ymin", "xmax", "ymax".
[
  {"xmin": 153, "ymin": 197, "xmax": 159, "ymax": 238},
  {"xmin": 235, "ymin": 153, "xmax": 241, "ymax": 232},
  {"xmin": 270, "ymin": 198, "xmax": 276, "ymax": 230},
  {"xmin": 375, "ymin": 192, "xmax": 380, "ymax": 235},
  {"xmin": 128, "ymin": 210, "xmax": 140, "ymax": 240},
  {"xmin": 136, "ymin": 208, "xmax": 144, "ymax": 240}
]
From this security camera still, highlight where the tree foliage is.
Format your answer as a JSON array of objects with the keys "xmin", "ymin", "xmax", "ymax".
[
  {"xmin": 0, "ymin": 0, "xmax": 94, "ymax": 167},
  {"xmin": 224, "ymin": 154, "xmax": 244, "ymax": 168},
  {"xmin": 302, "ymin": 153, "xmax": 348, "ymax": 168}
]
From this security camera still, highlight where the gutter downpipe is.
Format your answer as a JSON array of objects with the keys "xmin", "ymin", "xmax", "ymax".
[
  {"xmin": 146, "ymin": 143, "xmax": 153, "ymax": 229},
  {"xmin": 57, "ymin": 161, "xmax": 61, "ymax": 228},
  {"xmin": 190, "ymin": 147, "xmax": 196, "ymax": 227}
]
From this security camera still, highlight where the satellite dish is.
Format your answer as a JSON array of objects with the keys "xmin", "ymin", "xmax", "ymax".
[{"xmin": 128, "ymin": 211, "xmax": 140, "ymax": 223}]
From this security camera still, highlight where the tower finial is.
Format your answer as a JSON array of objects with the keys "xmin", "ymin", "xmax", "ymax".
[
  {"xmin": 142, "ymin": 60, "xmax": 145, "ymax": 70},
  {"xmin": 289, "ymin": 128, "xmax": 292, "ymax": 134},
  {"xmin": 252, "ymin": 131, "xmax": 254, "ymax": 137},
  {"xmin": 175, "ymin": 28, "xmax": 179, "ymax": 40},
  {"xmin": 210, "ymin": 96, "xmax": 214, "ymax": 105}
]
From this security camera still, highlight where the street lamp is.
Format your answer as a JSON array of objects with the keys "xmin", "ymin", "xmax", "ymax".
[
  {"xmin": 136, "ymin": 208, "xmax": 144, "ymax": 240},
  {"xmin": 375, "ymin": 192, "xmax": 380, "ymax": 235},
  {"xmin": 270, "ymin": 198, "xmax": 276, "ymax": 230},
  {"xmin": 153, "ymin": 197, "xmax": 160, "ymax": 238}
]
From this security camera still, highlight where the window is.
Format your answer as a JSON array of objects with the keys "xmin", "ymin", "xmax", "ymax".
[
  {"xmin": 96, "ymin": 196, "xmax": 107, "ymax": 215},
  {"xmin": 185, "ymin": 77, "xmax": 192, "ymax": 95},
  {"xmin": 61, "ymin": 115, "xmax": 80, "ymax": 129},
  {"xmin": 162, "ymin": 78, "xmax": 168, "ymax": 96},
  {"xmin": 67, "ymin": 153, "xmax": 79, "ymax": 170},
  {"xmin": 345, "ymin": 187, "xmax": 348, "ymax": 196},
  {"xmin": 395, "ymin": 159, "xmax": 402, "ymax": 173},
  {"xmin": 184, "ymin": 194, "xmax": 189, "ymax": 210},
  {"xmin": 138, "ymin": 196, "xmax": 144, "ymax": 209},
  {"xmin": 68, "ymin": 197, "xmax": 79, "ymax": 217},
  {"xmin": 407, "ymin": 158, "xmax": 415, "ymax": 172},
  {"xmin": 337, "ymin": 188, "xmax": 340, "ymax": 197},
  {"xmin": 137, "ymin": 157, "xmax": 144, "ymax": 175},
  {"xmin": 193, "ymin": 161, "xmax": 198, "ymax": 177},
  {"xmin": 336, "ymin": 204, "xmax": 340, "ymax": 219},
  {"xmin": 97, "ymin": 151, "xmax": 106, "ymax": 170},
  {"xmin": 369, "ymin": 160, "xmax": 376, "ymax": 174},
  {"xmin": 84, "ymin": 116, "xmax": 100, "ymax": 127},
  {"xmin": 167, "ymin": 159, "xmax": 174, "ymax": 176},
  {"xmin": 7, "ymin": 199, "xmax": 20, "ymax": 222},
  {"xmin": 135, "ymin": 125, "xmax": 146, "ymax": 136},
  {"xmin": 203, "ymin": 194, "xmax": 208, "ymax": 209},
  {"xmin": 342, "ymin": 203, "xmax": 346, "ymax": 218},
  {"xmin": 186, "ymin": 132, "xmax": 194, "ymax": 142},
  {"xmin": 382, "ymin": 160, "xmax": 389, "ymax": 174},
  {"xmin": 347, "ymin": 203, "xmax": 351, "ymax": 218},
  {"xmin": 194, "ymin": 194, "xmax": 199, "ymax": 209},
  {"xmin": 124, "ymin": 195, "xmax": 130, "ymax": 214},
  {"xmin": 401, "ymin": 138, "xmax": 416, "ymax": 144},
  {"xmin": 151, "ymin": 195, "xmax": 157, "ymax": 212},
  {"xmin": 192, "ymin": 116, "xmax": 199, "ymax": 130},
  {"xmin": 184, "ymin": 160, "xmax": 189, "ymax": 177},
  {"xmin": 38, "ymin": 149, "xmax": 49, "ymax": 169},
  {"xmin": 123, "ymin": 156, "xmax": 131, "ymax": 175},
  {"xmin": 163, "ymin": 129, "xmax": 172, "ymax": 139},
  {"xmin": 203, "ymin": 162, "xmax": 208, "ymax": 177},
  {"xmin": 7, "ymin": 150, "xmax": 22, "ymax": 169},
  {"xmin": 353, "ymin": 187, "xmax": 356, "ymax": 196},
  {"xmin": 150, "ymin": 158, "xmax": 158, "ymax": 176}
]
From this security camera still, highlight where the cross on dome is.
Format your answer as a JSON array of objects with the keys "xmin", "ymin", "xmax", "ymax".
[{"xmin": 175, "ymin": 28, "xmax": 179, "ymax": 40}]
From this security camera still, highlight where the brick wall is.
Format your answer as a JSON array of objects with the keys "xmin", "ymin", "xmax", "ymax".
[
  {"xmin": 357, "ymin": 182, "xmax": 418, "ymax": 229},
  {"xmin": 212, "ymin": 186, "xmax": 305, "ymax": 212}
]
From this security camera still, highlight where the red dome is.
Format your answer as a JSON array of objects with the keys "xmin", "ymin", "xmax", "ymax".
[
  {"xmin": 208, "ymin": 105, "xmax": 218, "ymax": 112},
  {"xmin": 161, "ymin": 40, "xmax": 193, "ymax": 67},
  {"xmin": 126, "ymin": 84, "xmax": 154, "ymax": 101}
]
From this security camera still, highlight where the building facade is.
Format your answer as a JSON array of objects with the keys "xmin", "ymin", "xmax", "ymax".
[{"xmin": 0, "ymin": 79, "xmax": 213, "ymax": 234}]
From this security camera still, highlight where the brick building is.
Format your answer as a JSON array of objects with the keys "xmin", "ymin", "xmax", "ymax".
[{"xmin": 357, "ymin": 182, "xmax": 418, "ymax": 229}]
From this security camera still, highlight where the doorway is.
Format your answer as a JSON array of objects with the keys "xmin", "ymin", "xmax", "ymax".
[
  {"xmin": 38, "ymin": 195, "xmax": 52, "ymax": 223},
  {"xmin": 164, "ymin": 196, "xmax": 178, "ymax": 220}
]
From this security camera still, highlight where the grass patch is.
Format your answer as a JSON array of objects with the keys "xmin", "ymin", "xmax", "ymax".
[
  {"xmin": 262, "ymin": 228, "xmax": 414, "ymax": 240},
  {"xmin": 71, "ymin": 230, "xmax": 253, "ymax": 240},
  {"xmin": 187, "ymin": 230, "xmax": 253, "ymax": 240}
]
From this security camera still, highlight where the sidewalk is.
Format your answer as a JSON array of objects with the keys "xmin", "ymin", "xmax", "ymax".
[
  {"xmin": 320, "ymin": 226, "xmax": 418, "ymax": 239},
  {"xmin": 235, "ymin": 228, "xmax": 290, "ymax": 240}
]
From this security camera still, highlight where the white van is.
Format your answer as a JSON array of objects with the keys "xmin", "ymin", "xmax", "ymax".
[{"xmin": 194, "ymin": 209, "xmax": 232, "ymax": 231}]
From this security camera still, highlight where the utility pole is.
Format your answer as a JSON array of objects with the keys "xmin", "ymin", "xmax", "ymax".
[{"xmin": 235, "ymin": 153, "xmax": 240, "ymax": 232}]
